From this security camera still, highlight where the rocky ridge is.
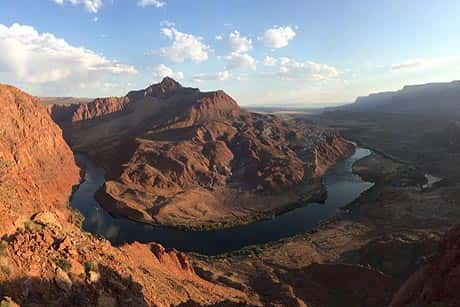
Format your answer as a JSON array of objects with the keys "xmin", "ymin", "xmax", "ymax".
[
  {"xmin": 0, "ymin": 84, "xmax": 80, "ymax": 234},
  {"xmin": 0, "ymin": 84, "xmax": 251, "ymax": 306},
  {"xmin": 48, "ymin": 77, "xmax": 354, "ymax": 230},
  {"xmin": 390, "ymin": 225, "xmax": 460, "ymax": 307}
]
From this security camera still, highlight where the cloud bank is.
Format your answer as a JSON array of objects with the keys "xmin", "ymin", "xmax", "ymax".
[
  {"xmin": 0, "ymin": 23, "xmax": 136, "ymax": 93},
  {"xmin": 157, "ymin": 27, "xmax": 211, "ymax": 63},
  {"xmin": 52, "ymin": 0, "xmax": 102, "ymax": 13},
  {"xmin": 262, "ymin": 26, "xmax": 296, "ymax": 49},
  {"xmin": 137, "ymin": 0, "xmax": 166, "ymax": 8}
]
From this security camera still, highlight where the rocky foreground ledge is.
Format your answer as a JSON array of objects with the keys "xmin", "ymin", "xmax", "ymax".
[
  {"xmin": 0, "ymin": 84, "xmax": 252, "ymax": 306},
  {"xmin": 0, "ymin": 211, "xmax": 249, "ymax": 306}
]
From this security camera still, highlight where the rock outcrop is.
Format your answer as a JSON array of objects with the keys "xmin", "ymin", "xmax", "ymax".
[
  {"xmin": 47, "ymin": 96, "xmax": 130, "ymax": 142},
  {"xmin": 314, "ymin": 135, "xmax": 355, "ymax": 176},
  {"xmin": 0, "ymin": 211, "xmax": 248, "ymax": 306},
  {"xmin": 0, "ymin": 84, "xmax": 252, "ymax": 306},
  {"xmin": 0, "ymin": 84, "xmax": 80, "ymax": 233},
  {"xmin": 390, "ymin": 225, "xmax": 460, "ymax": 307},
  {"xmin": 49, "ymin": 78, "xmax": 354, "ymax": 230}
]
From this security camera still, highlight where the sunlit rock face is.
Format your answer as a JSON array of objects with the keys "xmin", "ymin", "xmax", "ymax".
[
  {"xmin": 0, "ymin": 83, "xmax": 251, "ymax": 307},
  {"xmin": 48, "ymin": 78, "xmax": 354, "ymax": 230},
  {"xmin": 0, "ymin": 84, "xmax": 80, "ymax": 234}
]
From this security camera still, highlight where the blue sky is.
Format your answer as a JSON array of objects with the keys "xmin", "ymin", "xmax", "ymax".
[{"xmin": 0, "ymin": 0, "xmax": 459, "ymax": 106}]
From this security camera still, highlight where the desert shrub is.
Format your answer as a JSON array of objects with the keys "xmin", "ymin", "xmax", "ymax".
[
  {"xmin": 24, "ymin": 220, "xmax": 43, "ymax": 233},
  {"xmin": 85, "ymin": 260, "xmax": 99, "ymax": 272},
  {"xmin": 69, "ymin": 207, "xmax": 85, "ymax": 228},
  {"xmin": 0, "ymin": 263, "xmax": 11, "ymax": 276},
  {"xmin": 55, "ymin": 257, "xmax": 71, "ymax": 272},
  {"xmin": 0, "ymin": 241, "xmax": 8, "ymax": 256}
]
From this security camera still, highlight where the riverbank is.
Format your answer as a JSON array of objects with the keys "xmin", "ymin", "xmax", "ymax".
[
  {"xmin": 69, "ymin": 148, "xmax": 373, "ymax": 255},
  {"xmin": 79, "ymin": 141, "xmax": 356, "ymax": 232},
  {"xmin": 193, "ymin": 150, "xmax": 452, "ymax": 306},
  {"xmin": 95, "ymin": 180, "xmax": 329, "ymax": 232},
  {"xmin": 196, "ymin": 150, "xmax": 430, "ymax": 260}
]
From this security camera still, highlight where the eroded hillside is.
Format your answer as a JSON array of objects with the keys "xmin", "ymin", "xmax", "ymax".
[
  {"xmin": 49, "ymin": 77, "xmax": 354, "ymax": 230},
  {"xmin": 0, "ymin": 84, "xmax": 252, "ymax": 306},
  {"xmin": 0, "ymin": 85, "xmax": 80, "ymax": 234}
]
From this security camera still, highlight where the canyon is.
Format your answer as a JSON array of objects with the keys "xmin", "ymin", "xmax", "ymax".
[
  {"xmin": 0, "ymin": 84, "xmax": 251, "ymax": 306},
  {"xmin": 1, "ymin": 79, "xmax": 459, "ymax": 306},
  {"xmin": 48, "ymin": 77, "xmax": 354, "ymax": 230}
]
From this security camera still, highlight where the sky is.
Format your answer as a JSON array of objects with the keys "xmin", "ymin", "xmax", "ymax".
[{"xmin": 0, "ymin": 0, "xmax": 459, "ymax": 106}]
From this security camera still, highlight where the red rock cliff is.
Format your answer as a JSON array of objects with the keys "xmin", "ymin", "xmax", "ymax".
[
  {"xmin": 314, "ymin": 135, "xmax": 355, "ymax": 176},
  {"xmin": 390, "ymin": 225, "xmax": 460, "ymax": 307},
  {"xmin": 0, "ymin": 84, "xmax": 251, "ymax": 306},
  {"xmin": 0, "ymin": 84, "xmax": 80, "ymax": 233},
  {"xmin": 45, "ymin": 78, "xmax": 355, "ymax": 230}
]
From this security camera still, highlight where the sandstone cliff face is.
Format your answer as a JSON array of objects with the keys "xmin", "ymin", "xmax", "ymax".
[
  {"xmin": 314, "ymin": 135, "xmax": 355, "ymax": 177},
  {"xmin": 49, "ymin": 78, "xmax": 354, "ymax": 230},
  {"xmin": 0, "ymin": 84, "xmax": 250, "ymax": 306},
  {"xmin": 0, "ymin": 85, "xmax": 80, "ymax": 234},
  {"xmin": 71, "ymin": 97, "xmax": 130, "ymax": 122},
  {"xmin": 47, "ymin": 96, "xmax": 130, "ymax": 143},
  {"xmin": 0, "ymin": 212, "xmax": 249, "ymax": 306},
  {"xmin": 390, "ymin": 225, "xmax": 460, "ymax": 307}
]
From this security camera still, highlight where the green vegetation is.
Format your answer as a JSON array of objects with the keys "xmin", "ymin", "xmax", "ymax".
[
  {"xmin": 55, "ymin": 257, "xmax": 71, "ymax": 272},
  {"xmin": 24, "ymin": 220, "xmax": 44, "ymax": 233},
  {"xmin": 0, "ymin": 240, "xmax": 9, "ymax": 256},
  {"xmin": 69, "ymin": 206, "xmax": 85, "ymax": 228},
  {"xmin": 85, "ymin": 260, "xmax": 99, "ymax": 272},
  {"xmin": 0, "ymin": 263, "xmax": 11, "ymax": 276}
]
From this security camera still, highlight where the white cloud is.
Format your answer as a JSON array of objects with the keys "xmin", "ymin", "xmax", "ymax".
[
  {"xmin": 262, "ymin": 26, "xmax": 296, "ymax": 49},
  {"xmin": 157, "ymin": 27, "xmax": 211, "ymax": 63},
  {"xmin": 160, "ymin": 20, "xmax": 175, "ymax": 27},
  {"xmin": 226, "ymin": 52, "xmax": 256, "ymax": 70},
  {"xmin": 390, "ymin": 57, "xmax": 460, "ymax": 72},
  {"xmin": 0, "ymin": 23, "xmax": 136, "ymax": 87},
  {"xmin": 215, "ymin": 35, "xmax": 223, "ymax": 41},
  {"xmin": 223, "ymin": 30, "xmax": 255, "ymax": 71},
  {"xmin": 263, "ymin": 56, "xmax": 338, "ymax": 82},
  {"xmin": 228, "ymin": 31, "xmax": 252, "ymax": 53},
  {"xmin": 279, "ymin": 58, "xmax": 338, "ymax": 81},
  {"xmin": 52, "ymin": 0, "xmax": 102, "ymax": 13},
  {"xmin": 391, "ymin": 60, "xmax": 422, "ymax": 71},
  {"xmin": 154, "ymin": 64, "xmax": 184, "ymax": 80},
  {"xmin": 192, "ymin": 70, "xmax": 230, "ymax": 82},
  {"xmin": 138, "ymin": 0, "xmax": 166, "ymax": 8},
  {"xmin": 218, "ymin": 70, "xmax": 230, "ymax": 81},
  {"xmin": 263, "ymin": 56, "xmax": 277, "ymax": 66}
]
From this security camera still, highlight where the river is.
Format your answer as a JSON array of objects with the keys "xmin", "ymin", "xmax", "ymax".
[{"xmin": 71, "ymin": 147, "xmax": 374, "ymax": 255}]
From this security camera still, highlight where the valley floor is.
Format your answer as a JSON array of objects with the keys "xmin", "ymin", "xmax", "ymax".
[{"xmin": 193, "ymin": 142, "xmax": 456, "ymax": 306}]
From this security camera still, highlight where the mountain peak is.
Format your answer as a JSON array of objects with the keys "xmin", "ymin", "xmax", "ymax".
[
  {"xmin": 145, "ymin": 77, "xmax": 183, "ymax": 94},
  {"xmin": 127, "ymin": 77, "xmax": 186, "ymax": 99},
  {"xmin": 159, "ymin": 76, "xmax": 183, "ymax": 89}
]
